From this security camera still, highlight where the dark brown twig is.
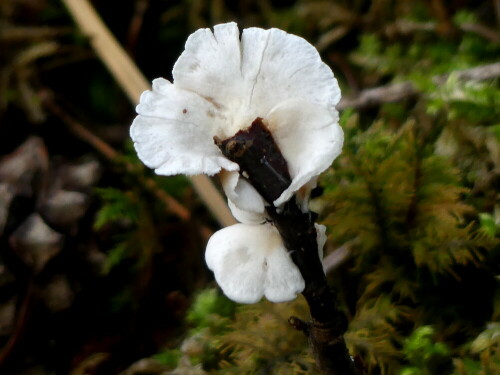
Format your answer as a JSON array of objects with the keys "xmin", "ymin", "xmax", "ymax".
[
  {"xmin": 428, "ymin": 0, "xmax": 458, "ymax": 37},
  {"xmin": 126, "ymin": 0, "xmax": 150, "ymax": 56},
  {"xmin": 217, "ymin": 119, "xmax": 359, "ymax": 375}
]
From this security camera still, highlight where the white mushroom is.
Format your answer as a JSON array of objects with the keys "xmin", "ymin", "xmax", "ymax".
[{"xmin": 130, "ymin": 22, "xmax": 342, "ymax": 303}]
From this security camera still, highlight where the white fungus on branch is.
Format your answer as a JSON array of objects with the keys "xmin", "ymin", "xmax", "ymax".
[{"xmin": 130, "ymin": 22, "xmax": 343, "ymax": 304}]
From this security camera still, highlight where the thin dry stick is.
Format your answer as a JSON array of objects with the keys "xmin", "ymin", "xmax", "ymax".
[
  {"xmin": 338, "ymin": 62, "xmax": 500, "ymax": 110},
  {"xmin": 61, "ymin": 0, "xmax": 236, "ymax": 227},
  {"xmin": 384, "ymin": 19, "xmax": 500, "ymax": 44},
  {"xmin": 42, "ymin": 91, "xmax": 192, "ymax": 221}
]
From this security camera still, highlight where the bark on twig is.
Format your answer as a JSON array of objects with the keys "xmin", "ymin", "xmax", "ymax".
[
  {"xmin": 217, "ymin": 120, "xmax": 359, "ymax": 375},
  {"xmin": 338, "ymin": 62, "xmax": 500, "ymax": 110}
]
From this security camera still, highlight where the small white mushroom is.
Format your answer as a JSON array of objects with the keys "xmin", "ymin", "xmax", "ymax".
[
  {"xmin": 206, "ymin": 223, "xmax": 304, "ymax": 303},
  {"xmin": 206, "ymin": 223, "xmax": 327, "ymax": 303}
]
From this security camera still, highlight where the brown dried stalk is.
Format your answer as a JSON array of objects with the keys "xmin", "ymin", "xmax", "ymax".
[{"xmin": 61, "ymin": 0, "xmax": 235, "ymax": 227}]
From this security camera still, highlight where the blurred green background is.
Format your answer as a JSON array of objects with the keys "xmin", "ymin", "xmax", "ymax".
[{"xmin": 0, "ymin": 0, "xmax": 498, "ymax": 374}]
